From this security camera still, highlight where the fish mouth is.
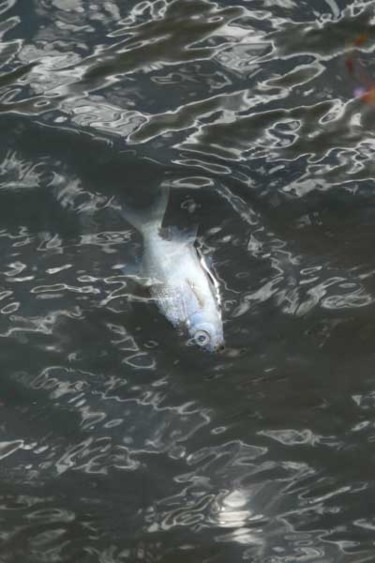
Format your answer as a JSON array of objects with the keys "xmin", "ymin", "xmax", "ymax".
[{"xmin": 186, "ymin": 335, "xmax": 225, "ymax": 353}]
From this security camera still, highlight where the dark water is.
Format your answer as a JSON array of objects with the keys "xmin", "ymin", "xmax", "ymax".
[{"xmin": 1, "ymin": 0, "xmax": 375, "ymax": 561}]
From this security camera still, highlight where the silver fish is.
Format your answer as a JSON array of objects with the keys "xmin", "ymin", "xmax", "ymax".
[{"xmin": 121, "ymin": 186, "xmax": 224, "ymax": 352}]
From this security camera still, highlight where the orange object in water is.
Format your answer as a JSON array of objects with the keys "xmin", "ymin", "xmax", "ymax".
[
  {"xmin": 360, "ymin": 86, "xmax": 375, "ymax": 103},
  {"xmin": 353, "ymin": 33, "xmax": 369, "ymax": 47},
  {"xmin": 346, "ymin": 33, "xmax": 375, "ymax": 103}
]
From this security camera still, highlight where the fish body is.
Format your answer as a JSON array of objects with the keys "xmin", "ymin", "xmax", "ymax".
[{"xmin": 122, "ymin": 187, "xmax": 224, "ymax": 352}]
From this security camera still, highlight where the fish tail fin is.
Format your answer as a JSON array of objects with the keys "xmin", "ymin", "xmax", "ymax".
[{"xmin": 120, "ymin": 183, "xmax": 170, "ymax": 236}]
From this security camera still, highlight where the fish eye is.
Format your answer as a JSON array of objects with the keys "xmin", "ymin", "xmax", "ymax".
[{"xmin": 194, "ymin": 330, "xmax": 211, "ymax": 347}]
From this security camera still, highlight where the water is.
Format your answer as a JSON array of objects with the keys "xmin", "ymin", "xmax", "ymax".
[{"xmin": 1, "ymin": 0, "xmax": 375, "ymax": 561}]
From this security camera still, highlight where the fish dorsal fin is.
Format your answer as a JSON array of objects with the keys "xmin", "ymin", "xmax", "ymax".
[{"xmin": 159, "ymin": 225, "xmax": 198, "ymax": 244}]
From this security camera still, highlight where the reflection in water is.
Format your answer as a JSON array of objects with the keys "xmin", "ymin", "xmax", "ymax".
[{"xmin": 1, "ymin": 0, "xmax": 375, "ymax": 561}]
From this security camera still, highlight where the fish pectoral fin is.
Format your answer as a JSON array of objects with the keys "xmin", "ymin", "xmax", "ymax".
[{"xmin": 187, "ymin": 279, "xmax": 205, "ymax": 308}]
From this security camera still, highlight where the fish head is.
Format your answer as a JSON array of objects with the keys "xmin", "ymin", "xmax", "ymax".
[{"xmin": 187, "ymin": 316, "xmax": 224, "ymax": 353}]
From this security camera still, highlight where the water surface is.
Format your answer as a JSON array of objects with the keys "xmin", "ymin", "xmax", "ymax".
[{"xmin": 1, "ymin": 0, "xmax": 375, "ymax": 561}]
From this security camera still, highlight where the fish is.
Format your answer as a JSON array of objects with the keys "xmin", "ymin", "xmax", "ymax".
[{"xmin": 120, "ymin": 185, "xmax": 224, "ymax": 352}]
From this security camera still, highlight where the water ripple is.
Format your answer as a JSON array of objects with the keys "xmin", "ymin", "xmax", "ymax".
[{"xmin": 1, "ymin": 0, "xmax": 375, "ymax": 561}]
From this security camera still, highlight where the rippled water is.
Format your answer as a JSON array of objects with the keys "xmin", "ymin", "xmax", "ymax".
[{"xmin": 1, "ymin": 0, "xmax": 375, "ymax": 561}]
